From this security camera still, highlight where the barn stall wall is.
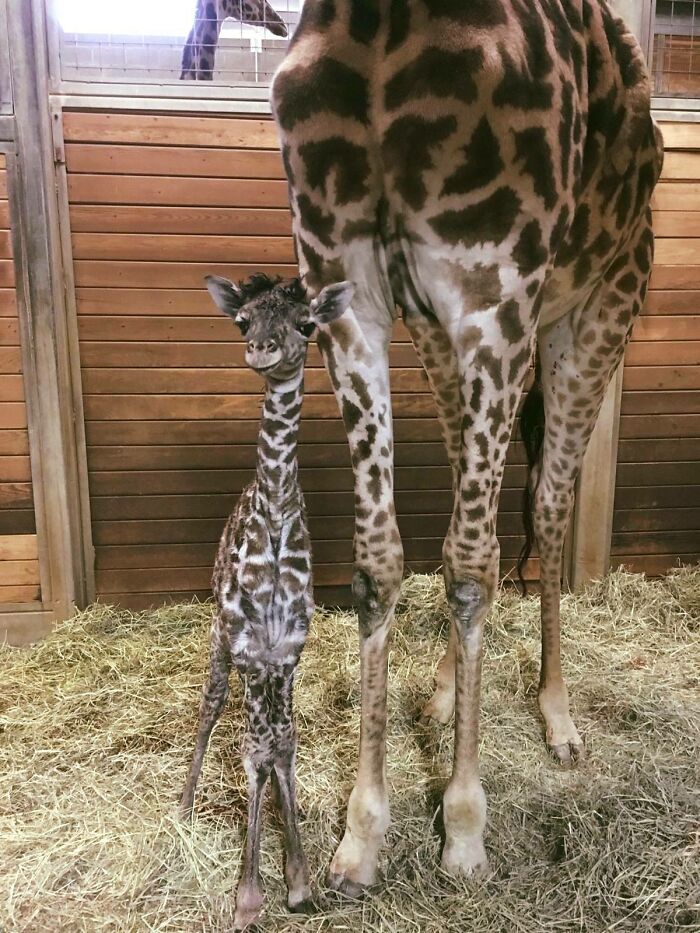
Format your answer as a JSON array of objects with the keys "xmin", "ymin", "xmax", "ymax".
[
  {"xmin": 1, "ymin": 0, "xmax": 698, "ymax": 641},
  {"xmin": 611, "ymin": 121, "xmax": 700, "ymax": 574},
  {"xmin": 63, "ymin": 110, "xmax": 536, "ymax": 610}
]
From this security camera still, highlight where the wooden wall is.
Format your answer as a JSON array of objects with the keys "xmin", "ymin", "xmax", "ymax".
[
  {"xmin": 612, "ymin": 122, "xmax": 700, "ymax": 574},
  {"xmin": 0, "ymin": 154, "xmax": 40, "ymax": 604},
  {"xmin": 64, "ymin": 111, "xmax": 534, "ymax": 609}
]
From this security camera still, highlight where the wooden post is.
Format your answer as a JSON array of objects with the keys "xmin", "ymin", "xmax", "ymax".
[{"xmin": 2, "ymin": 0, "xmax": 94, "ymax": 639}]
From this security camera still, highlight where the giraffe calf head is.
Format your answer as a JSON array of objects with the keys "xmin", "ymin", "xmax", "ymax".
[{"xmin": 205, "ymin": 273, "xmax": 353, "ymax": 380}]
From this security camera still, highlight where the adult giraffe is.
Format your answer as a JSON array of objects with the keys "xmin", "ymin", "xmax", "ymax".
[
  {"xmin": 180, "ymin": 0, "xmax": 287, "ymax": 80},
  {"xmin": 266, "ymin": 0, "xmax": 663, "ymax": 889}
]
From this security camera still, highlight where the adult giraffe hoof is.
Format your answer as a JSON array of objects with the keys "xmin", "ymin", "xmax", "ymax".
[
  {"xmin": 548, "ymin": 740, "xmax": 586, "ymax": 766},
  {"xmin": 440, "ymin": 837, "xmax": 489, "ymax": 878}
]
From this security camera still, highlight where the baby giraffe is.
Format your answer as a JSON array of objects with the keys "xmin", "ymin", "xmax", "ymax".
[{"xmin": 180, "ymin": 272, "xmax": 354, "ymax": 930}]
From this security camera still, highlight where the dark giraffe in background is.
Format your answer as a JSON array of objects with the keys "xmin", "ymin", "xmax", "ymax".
[
  {"xmin": 180, "ymin": 0, "xmax": 287, "ymax": 80},
  {"xmin": 268, "ymin": 0, "xmax": 664, "ymax": 889},
  {"xmin": 180, "ymin": 273, "xmax": 354, "ymax": 930}
]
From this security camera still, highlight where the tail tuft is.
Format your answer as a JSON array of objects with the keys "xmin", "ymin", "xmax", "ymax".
[{"xmin": 517, "ymin": 353, "xmax": 545, "ymax": 596}]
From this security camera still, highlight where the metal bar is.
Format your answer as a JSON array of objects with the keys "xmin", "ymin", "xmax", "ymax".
[
  {"xmin": 55, "ymin": 93, "xmax": 272, "ymax": 114},
  {"xmin": 54, "ymin": 79, "xmax": 271, "ymax": 99},
  {"xmin": 0, "ymin": 0, "xmax": 12, "ymax": 114}
]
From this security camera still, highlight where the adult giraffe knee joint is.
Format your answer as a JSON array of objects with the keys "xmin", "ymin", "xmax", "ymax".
[{"xmin": 448, "ymin": 579, "xmax": 488, "ymax": 639}]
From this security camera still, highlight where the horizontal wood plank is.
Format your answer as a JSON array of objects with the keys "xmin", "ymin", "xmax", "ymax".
[
  {"xmin": 82, "ymin": 393, "xmax": 441, "ymax": 421},
  {"xmin": 0, "ymin": 584, "xmax": 41, "ymax": 604},
  {"xmin": 68, "ymin": 175, "xmax": 289, "ymax": 208},
  {"xmin": 74, "ymin": 261, "xmax": 297, "ymax": 289},
  {"xmin": 70, "ymin": 205, "xmax": 292, "ymax": 236},
  {"xmin": 614, "ymin": 486, "xmax": 700, "ymax": 509},
  {"xmin": 610, "ymin": 554, "xmax": 699, "ymax": 575},
  {"xmin": 633, "ymin": 315, "xmax": 700, "ymax": 341},
  {"xmin": 620, "ymin": 390, "xmax": 700, "ymax": 414},
  {"xmin": 616, "ymin": 461, "xmax": 700, "ymax": 486},
  {"xmin": 0, "ymin": 534, "xmax": 38, "ymax": 561},
  {"xmin": 63, "ymin": 112, "xmax": 280, "ymax": 149},
  {"xmin": 0, "ymin": 289, "xmax": 18, "ymax": 317},
  {"xmin": 71, "ymin": 233, "xmax": 296, "ymax": 263},
  {"xmin": 65, "ymin": 144, "xmax": 286, "ymax": 179},
  {"xmin": 644, "ymin": 290, "xmax": 700, "ymax": 314},
  {"xmin": 623, "ymin": 366, "xmax": 700, "ymax": 391},
  {"xmin": 0, "ymin": 559, "xmax": 39, "ymax": 586},
  {"xmin": 89, "ymin": 489, "xmax": 527, "ymax": 521},
  {"xmin": 619, "ymin": 414, "xmax": 700, "ymax": 438},
  {"xmin": 0, "ymin": 430, "xmax": 29, "ymax": 455},
  {"xmin": 613, "ymin": 507, "xmax": 700, "ymax": 532}
]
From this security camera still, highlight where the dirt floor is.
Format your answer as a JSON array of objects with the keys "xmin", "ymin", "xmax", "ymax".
[{"xmin": 1, "ymin": 567, "xmax": 698, "ymax": 932}]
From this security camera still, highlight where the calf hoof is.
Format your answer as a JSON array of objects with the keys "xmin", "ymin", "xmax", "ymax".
[
  {"xmin": 233, "ymin": 886, "xmax": 264, "ymax": 931},
  {"xmin": 288, "ymin": 896, "xmax": 315, "ymax": 914},
  {"xmin": 179, "ymin": 790, "xmax": 195, "ymax": 819},
  {"xmin": 420, "ymin": 689, "xmax": 455, "ymax": 725}
]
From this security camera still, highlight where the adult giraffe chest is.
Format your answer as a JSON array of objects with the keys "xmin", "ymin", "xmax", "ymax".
[{"xmin": 272, "ymin": 2, "xmax": 581, "ymax": 262}]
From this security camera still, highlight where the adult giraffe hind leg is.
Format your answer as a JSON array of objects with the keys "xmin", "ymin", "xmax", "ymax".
[
  {"xmin": 423, "ymin": 275, "xmax": 540, "ymax": 877},
  {"xmin": 533, "ymin": 218, "xmax": 655, "ymax": 765},
  {"xmin": 403, "ymin": 308, "xmax": 461, "ymax": 725}
]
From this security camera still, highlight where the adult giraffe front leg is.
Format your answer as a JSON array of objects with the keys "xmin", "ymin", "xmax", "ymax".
[{"xmin": 316, "ymin": 304, "xmax": 403, "ymax": 895}]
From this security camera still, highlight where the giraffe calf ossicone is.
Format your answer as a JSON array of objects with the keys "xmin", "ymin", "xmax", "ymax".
[{"xmin": 180, "ymin": 272, "xmax": 354, "ymax": 931}]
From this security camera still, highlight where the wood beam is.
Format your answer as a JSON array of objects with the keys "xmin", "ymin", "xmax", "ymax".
[{"xmin": 3, "ymin": 0, "xmax": 94, "ymax": 628}]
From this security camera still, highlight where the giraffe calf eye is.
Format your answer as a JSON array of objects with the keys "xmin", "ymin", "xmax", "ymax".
[
  {"xmin": 235, "ymin": 316, "xmax": 250, "ymax": 335},
  {"xmin": 298, "ymin": 322, "xmax": 316, "ymax": 338}
]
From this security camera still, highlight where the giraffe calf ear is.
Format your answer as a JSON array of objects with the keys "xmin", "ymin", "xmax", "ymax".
[
  {"xmin": 310, "ymin": 281, "xmax": 355, "ymax": 325},
  {"xmin": 204, "ymin": 274, "xmax": 244, "ymax": 317}
]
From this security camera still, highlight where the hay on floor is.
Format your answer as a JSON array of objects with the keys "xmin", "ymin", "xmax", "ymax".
[{"xmin": 1, "ymin": 567, "xmax": 698, "ymax": 932}]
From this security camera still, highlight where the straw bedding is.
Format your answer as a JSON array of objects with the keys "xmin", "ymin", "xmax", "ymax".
[{"xmin": 1, "ymin": 567, "xmax": 698, "ymax": 932}]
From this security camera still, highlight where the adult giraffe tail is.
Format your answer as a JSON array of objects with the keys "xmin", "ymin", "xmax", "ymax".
[{"xmin": 517, "ymin": 351, "xmax": 545, "ymax": 596}]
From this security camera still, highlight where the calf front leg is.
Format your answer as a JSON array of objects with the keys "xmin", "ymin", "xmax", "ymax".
[{"xmin": 317, "ymin": 309, "xmax": 403, "ymax": 896}]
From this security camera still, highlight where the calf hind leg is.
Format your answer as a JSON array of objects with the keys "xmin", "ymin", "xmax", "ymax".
[
  {"xmin": 274, "ymin": 752, "xmax": 313, "ymax": 913},
  {"xmin": 180, "ymin": 618, "xmax": 231, "ymax": 816}
]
